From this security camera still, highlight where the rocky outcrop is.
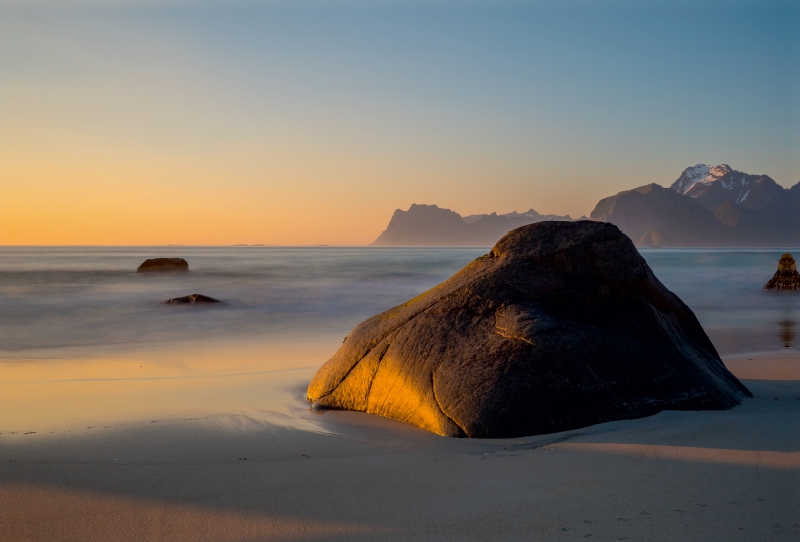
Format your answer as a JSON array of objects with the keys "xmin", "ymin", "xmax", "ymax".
[
  {"xmin": 137, "ymin": 258, "xmax": 189, "ymax": 272},
  {"xmin": 764, "ymin": 254, "xmax": 800, "ymax": 291},
  {"xmin": 162, "ymin": 294, "xmax": 223, "ymax": 305},
  {"xmin": 308, "ymin": 221, "xmax": 751, "ymax": 438}
]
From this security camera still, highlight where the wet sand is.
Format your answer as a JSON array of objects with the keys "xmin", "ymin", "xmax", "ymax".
[{"xmin": 1, "ymin": 351, "xmax": 799, "ymax": 541}]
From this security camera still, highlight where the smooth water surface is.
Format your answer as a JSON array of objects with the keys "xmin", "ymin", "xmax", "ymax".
[
  {"xmin": 1, "ymin": 246, "xmax": 798, "ymax": 356},
  {"xmin": 640, "ymin": 248, "xmax": 800, "ymax": 355},
  {"xmin": 0, "ymin": 247, "xmax": 486, "ymax": 355}
]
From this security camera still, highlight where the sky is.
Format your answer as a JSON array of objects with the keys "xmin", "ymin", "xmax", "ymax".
[{"xmin": 1, "ymin": 0, "xmax": 798, "ymax": 245}]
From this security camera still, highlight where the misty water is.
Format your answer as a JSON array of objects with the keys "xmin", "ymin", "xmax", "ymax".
[
  {"xmin": 1, "ymin": 246, "xmax": 799, "ymax": 357},
  {"xmin": 2, "ymin": 246, "xmax": 799, "ymax": 433}
]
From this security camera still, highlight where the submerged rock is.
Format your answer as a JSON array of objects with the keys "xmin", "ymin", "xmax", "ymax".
[
  {"xmin": 307, "ymin": 221, "xmax": 751, "ymax": 438},
  {"xmin": 137, "ymin": 258, "xmax": 189, "ymax": 272},
  {"xmin": 763, "ymin": 254, "xmax": 800, "ymax": 291},
  {"xmin": 162, "ymin": 294, "xmax": 223, "ymax": 305}
]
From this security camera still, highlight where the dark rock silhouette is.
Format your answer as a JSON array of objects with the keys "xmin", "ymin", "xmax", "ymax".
[
  {"xmin": 137, "ymin": 258, "xmax": 189, "ymax": 272},
  {"xmin": 308, "ymin": 221, "xmax": 751, "ymax": 438},
  {"xmin": 162, "ymin": 294, "xmax": 223, "ymax": 305},
  {"xmin": 764, "ymin": 254, "xmax": 800, "ymax": 291}
]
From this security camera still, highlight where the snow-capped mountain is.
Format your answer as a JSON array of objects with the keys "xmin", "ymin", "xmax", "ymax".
[
  {"xmin": 592, "ymin": 165, "xmax": 800, "ymax": 246},
  {"xmin": 670, "ymin": 164, "xmax": 784, "ymax": 210},
  {"xmin": 670, "ymin": 164, "xmax": 716, "ymax": 194}
]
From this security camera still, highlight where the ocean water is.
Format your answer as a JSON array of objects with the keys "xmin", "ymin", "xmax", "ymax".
[
  {"xmin": 1, "ymin": 246, "xmax": 798, "ymax": 357},
  {"xmin": 0, "ymin": 247, "xmax": 484, "ymax": 356},
  {"xmin": 640, "ymin": 248, "xmax": 800, "ymax": 355},
  {"xmin": 1, "ymin": 246, "xmax": 798, "ymax": 434}
]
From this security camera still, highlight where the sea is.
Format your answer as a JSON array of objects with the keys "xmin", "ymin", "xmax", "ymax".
[{"xmin": 1, "ymin": 246, "xmax": 798, "ymax": 433}]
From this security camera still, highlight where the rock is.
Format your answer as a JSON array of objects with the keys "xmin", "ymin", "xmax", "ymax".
[
  {"xmin": 162, "ymin": 294, "xmax": 223, "ymax": 305},
  {"xmin": 307, "ymin": 221, "xmax": 751, "ymax": 438},
  {"xmin": 763, "ymin": 254, "xmax": 800, "ymax": 291},
  {"xmin": 137, "ymin": 258, "xmax": 189, "ymax": 272}
]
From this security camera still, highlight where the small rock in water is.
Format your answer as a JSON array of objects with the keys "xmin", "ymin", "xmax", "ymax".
[
  {"xmin": 137, "ymin": 258, "xmax": 189, "ymax": 272},
  {"xmin": 162, "ymin": 294, "xmax": 223, "ymax": 305},
  {"xmin": 763, "ymin": 253, "xmax": 800, "ymax": 291}
]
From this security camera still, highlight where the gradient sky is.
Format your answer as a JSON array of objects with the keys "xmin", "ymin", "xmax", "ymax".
[{"xmin": 2, "ymin": 0, "xmax": 798, "ymax": 245}]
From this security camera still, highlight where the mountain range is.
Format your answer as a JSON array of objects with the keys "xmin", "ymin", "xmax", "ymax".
[
  {"xmin": 370, "ymin": 204, "xmax": 583, "ymax": 246},
  {"xmin": 370, "ymin": 164, "xmax": 800, "ymax": 247},
  {"xmin": 591, "ymin": 164, "xmax": 800, "ymax": 247}
]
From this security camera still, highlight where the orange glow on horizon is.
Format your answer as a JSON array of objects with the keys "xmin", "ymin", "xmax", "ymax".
[
  {"xmin": 1, "ymin": 129, "xmax": 613, "ymax": 246},
  {"xmin": 1, "ymin": 146, "xmax": 606, "ymax": 246}
]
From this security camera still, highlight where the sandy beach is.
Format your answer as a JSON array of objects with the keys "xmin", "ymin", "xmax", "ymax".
[
  {"xmin": 5, "ymin": 0, "xmax": 798, "ymax": 537},
  {"xmin": 1, "ymin": 350, "xmax": 798, "ymax": 541}
]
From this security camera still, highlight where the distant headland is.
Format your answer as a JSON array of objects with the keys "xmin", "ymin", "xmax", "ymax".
[{"xmin": 370, "ymin": 205, "xmax": 584, "ymax": 246}]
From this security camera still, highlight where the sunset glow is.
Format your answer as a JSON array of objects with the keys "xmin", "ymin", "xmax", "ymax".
[{"xmin": 2, "ymin": 1, "xmax": 797, "ymax": 245}]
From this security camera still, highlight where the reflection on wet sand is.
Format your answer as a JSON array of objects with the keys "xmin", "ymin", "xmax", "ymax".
[
  {"xmin": 0, "ymin": 339, "xmax": 338, "ymax": 434},
  {"xmin": 778, "ymin": 319, "xmax": 795, "ymax": 348}
]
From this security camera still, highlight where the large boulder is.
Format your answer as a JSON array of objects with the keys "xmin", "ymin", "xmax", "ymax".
[
  {"xmin": 137, "ymin": 258, "xmax": 189, "ymax": 272},
  {"xmin": 307, "ymin": 221, "xmax": 751, "ymax": 438},
  {"xmin": 763, "ymin": 253, "xmax": 800, "ymax": 291}
]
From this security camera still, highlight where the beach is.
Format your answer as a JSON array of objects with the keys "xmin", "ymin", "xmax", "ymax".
[
  {"xmin": 1, "ymin": 247, "xmax": 799, "ymax": 540},
  {"xmin": 6, "ymin": 1, "xmax": 798, "ymax": 538},
  {"xmin": 1, "ymin": 350, "xmax": 798, "ymax": 541}
]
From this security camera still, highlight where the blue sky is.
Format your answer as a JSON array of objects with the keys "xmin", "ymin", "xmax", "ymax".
[{"xmin": 1, "ymin": 0, "xmax": 798, "ymax": 243}]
